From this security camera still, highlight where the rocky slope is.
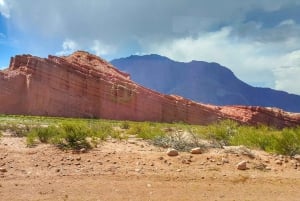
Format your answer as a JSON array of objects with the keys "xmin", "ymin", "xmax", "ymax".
[
  {"xmin": 0, "ymin": 51, "xmax": 300, "ymax": 128},
  {"xmin": 111, "ymin": 54, "xmax": 300, "ymax": 112}
]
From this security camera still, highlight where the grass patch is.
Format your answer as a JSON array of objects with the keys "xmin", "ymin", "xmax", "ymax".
[
  {"xmin": 1, "ymin": 114, "xmax": 300, "ymax": 156},
  {"xmin": 128, "ymin": 122, "xmax": 165, "ymax": 140},
  {"xmin": 274, "ymin": 127, "xmax": 300, "ymax": 156},
  {"xmin": 230, "ymin": 125, "xmax": 278, "ymax": 152}
]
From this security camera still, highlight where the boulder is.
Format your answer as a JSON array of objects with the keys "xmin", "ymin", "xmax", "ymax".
[
  {"xmin": 167, "ymin": 148, "xmax": 179, "ymax": 156},
  {"xmin": 237, "ymin": 160, "xmax": 247, "ymax": 170},
  {"xmin": 190, "ymin": 147, "xmax": 202, "ymax": 154}
]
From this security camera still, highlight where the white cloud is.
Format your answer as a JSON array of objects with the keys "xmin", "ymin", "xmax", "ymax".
[
  {"xmin": 3, "ymin": 0, "xmax": 300, "ymax": 95},
  {"xmin": 274, "ymin": 66, "xmax": 300, "ymax": 94},
  {"xmin": 148, "ymin": 26, "xmax": 300, "ymax": 94},
  {"xmin": 273, "ymin": 50, "xmax": 300, "ymax": 94},
  {"xmin": 56, "ymin": 39, "xmax": 116, "ymax": 58},
  {"xmin": 278, "ymin": 19, "xmax": 296, "ymax": 26},
  {"xmin": 0, "ymin": 0, "xmax": 10, "ymax": 18},
  {"xmin": 56, "ymin": 39, "xmax": 79, "ymax": 56},
  {"xmin": 90, "ymin": 40, "xmax": 116, "ymax": 57}
]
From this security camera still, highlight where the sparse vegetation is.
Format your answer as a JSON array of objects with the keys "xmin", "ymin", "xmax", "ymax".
[
  {"xmin": 127, "ymin": 122, "xmax": 165, "ymax": 140},
  {"xmin": 1, "ymin": 115, "xmax": 300, "ymax": 155},
  {"xmin": 274, "ymin": 127, "xmax": 300, "ymax": 156}
]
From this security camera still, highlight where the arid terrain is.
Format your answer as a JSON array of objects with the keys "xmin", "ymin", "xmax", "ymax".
[{"xmin": 1, "ymin": 131, "xmax": 300, "ymax": 201}]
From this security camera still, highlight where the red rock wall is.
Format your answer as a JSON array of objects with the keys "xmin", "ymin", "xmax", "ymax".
[{"xmin": 0, "ymin": 51, "xmax": 299, "ymax": 128}]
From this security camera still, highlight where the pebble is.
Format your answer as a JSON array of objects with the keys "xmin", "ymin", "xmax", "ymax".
[
  {"xmin": 265, "ymin": 166, "xmax": 272, "ymax": 170},
  {"xmin": 237, "ymin": 160, "xmax": 247, "ymax": 170},
  {"xmin": 190, "ymin": 147, "xmax": 202, "ymax": 154},
  {"xmin": 222, "ymin": 158, "xmax": 229, "ymax": 164},
  {"xmin": 0, "ymin": 168, "xmax": 7, "ymax": 173},
  {"xmin": 80, "ymin": 148, "xmax": 86, "ymax": 153},
  {"xmin": 182, "ymin": 159, "xmax": 190, "ymax": 164},
  {"xmin": 275, "ymin": 160, "xmax": 283, "ymax": 165},
  {"xmin": 294, "ymin": 155, "xmax": 300, "ymax": 162},
  {"xmin": 167, "ymin": 149, "xmax": 179, "ymax": 157},
  {"xmin": 135, "ymin": 168, "xmax": 141, "ymax": 172}
]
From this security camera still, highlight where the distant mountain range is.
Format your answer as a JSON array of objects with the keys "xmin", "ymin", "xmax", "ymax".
[{"xmin": 111, "ymin": 54, "xmax": 300, "ymax": 113}]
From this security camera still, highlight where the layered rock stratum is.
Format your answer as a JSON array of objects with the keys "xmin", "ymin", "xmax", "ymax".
[{"xmin": 0, "ymin": 51, "xmax": 299, "ymax": 128}]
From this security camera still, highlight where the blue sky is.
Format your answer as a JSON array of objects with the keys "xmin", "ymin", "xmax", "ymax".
[{"xmin": 1, "ymin": 0, "xmax": 300, "ymax": 95}]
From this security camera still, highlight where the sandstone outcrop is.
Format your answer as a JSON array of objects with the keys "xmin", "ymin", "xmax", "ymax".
[{"xmin": 0, "ymin": 51, "xmax": 299, "ymax": 128}]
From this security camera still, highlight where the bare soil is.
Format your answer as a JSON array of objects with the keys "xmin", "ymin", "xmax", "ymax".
[{"xmin": 1, "ymin": 133, "xmax": 300, "ymax": 201}]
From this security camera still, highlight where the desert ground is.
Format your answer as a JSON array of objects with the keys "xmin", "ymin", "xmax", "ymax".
[{"xmin": 1, "ymin": 132, "xmax": 300, "ymax": 201}]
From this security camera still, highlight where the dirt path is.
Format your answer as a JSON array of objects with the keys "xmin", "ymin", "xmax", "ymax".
[{"xmin": 1, "ymin": 135, "xmax": 300, "ymax": 201}]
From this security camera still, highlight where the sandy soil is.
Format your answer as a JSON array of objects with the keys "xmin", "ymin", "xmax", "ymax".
[{"xmin": 1, "ymin": 134, "xmax": 300, "ymax": 201}]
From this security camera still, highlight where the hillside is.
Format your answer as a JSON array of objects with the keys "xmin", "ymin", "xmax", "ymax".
[
  {"xmin": 111, "ymin": 55, "xmax": 300, "ymax": 112},
  {"xmin": 0, "ymin": 51, "xmax": 300, "ymax": 128}
]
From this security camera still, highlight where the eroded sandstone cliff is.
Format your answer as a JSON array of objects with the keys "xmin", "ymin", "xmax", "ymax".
[{"xmin": 0, "ymin": 51, "xmax": 299, "ymax": 128}]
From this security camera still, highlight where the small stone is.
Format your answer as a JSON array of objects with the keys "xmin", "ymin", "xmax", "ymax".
[
  {"xmin": 0, "ymin": 168, "xmax": 7, "ymax": 173},
  {"xmin": 275, "ymin": 160, "xmax": 283, "ymax": 165},
  {"xmin": 181, "ymin": 159, "xmax": 190, "ymax": 164},
  {"xmin": 80, "ymin": 148, "xmax": 87, "ymax": 153},
  {"xmin": 222, "ymin": 158, "xmax": 229, "ymax": 164},
  {"xmin": 190, "ymin": 147, "xmax": 202, "ymax": 154},
  {"xmin": 167, "ymin": 148, "xmax": 179, "ymax": 157},
  {"xmin": 265, "ymin": 166, "xmax": 272, "ymax": 170},
  {"xmin": 158, "ymin": 156, "xmax": 164, "ymax": 160},
  {"xmin": 237, "ymin": 160, "xmax": 247, "ymax": 170},
  {"xmin": 176, "ymin": 169, "xmax": 182, "ymax": 172},
  {"xmin": 294, "ymin": 155, "xmax": 300, "ymax": 162},
  {"xmin": 76, "ymin": 157, "xmax": 81, "ymax": 161},
  {"xmin": 147, "ymin": 183, "xmax": 152, "ymax": 188}
]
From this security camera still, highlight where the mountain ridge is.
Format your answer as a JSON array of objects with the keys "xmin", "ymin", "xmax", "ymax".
[{"xmin": 111, "ymin": 54, "xmax": 300, "ymax": 112}]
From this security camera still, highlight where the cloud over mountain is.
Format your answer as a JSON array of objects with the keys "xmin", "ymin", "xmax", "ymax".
[{"xmin": 1, "ymin": 0, "xmax": 300, "ymax": 94}]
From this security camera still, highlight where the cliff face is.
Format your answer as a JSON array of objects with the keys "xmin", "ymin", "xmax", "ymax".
[{"xmin": 0, "ymin": 51, "xmax": 300, "ymax": 128}]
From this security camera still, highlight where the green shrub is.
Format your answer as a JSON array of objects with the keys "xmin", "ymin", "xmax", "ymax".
[
  {"xmin": 120, "ymin": 121, "xmax": 130, "ymax": 129},
  {"xmin": 128, "ymin": 122, "xmax": 165, "ymax": 140},
  {"xmin": 26, "ymin": 132, "xmax": 37, "ymax": 147},
  {"xmin": 90, "ymin": 122, "xmax": 116, "ymax": 140},
  {"xmin": 205, "ymin": 120, "xmax": 239, "ymax": 147},
  {"xmin": 274, "ymin": 128, "xmax": 300, "ymax": 156},
  {"xmin": 152, "ymin": 131, "xmax": 204, "ymax": 151},
  {"xmin": 230, "ymin": 125, "xmax": 277, "ymax": 152},
  {"xmin": 37, "ymin": 126, "xmax": 61, "ymax": 143},
  {"xmin": 3, "ymin": 123, "xmax": 32, "ymax": 137},
  {"xmin": 59, "ymin": 122, "xmax": 91, "ymax": 150}
]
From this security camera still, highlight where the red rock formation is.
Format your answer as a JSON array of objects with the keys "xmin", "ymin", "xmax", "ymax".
[{"xmin": 0, "ymin": 51, "xmax": 299, "ymax": 128}]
